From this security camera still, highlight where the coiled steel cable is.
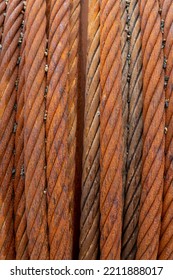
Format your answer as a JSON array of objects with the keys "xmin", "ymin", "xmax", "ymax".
[
  {"xmin": 136, "ymin": 0, "xmax": 165, "ymax": 259},
  {"xmin": 158, "ymin": 0, "xmax": 173, "ymax": 260},
  {"xmin": 46, "ymin": 0, "xmax": 72, "ymax": 260},
  {"xmin": 0, "ymin": 0, "xmax": 24, "ymax": 259},
  {"xmin": 0, "ymin": 0, "xmax": 6, "ymax": 43},
  {"xmin": 24, "ymin": 0, "xmax": 49, "ymax": 259},
  {"xmin": 122, "ymin": 0, "xmax": 143, "ymax": 260},
  {"xmin": 100, "ymin": 0, "xmax": 123, "ymax": 260},
  {"xmin": 79, "ymin": 0, "xmax": 100, "ymax": 260}
]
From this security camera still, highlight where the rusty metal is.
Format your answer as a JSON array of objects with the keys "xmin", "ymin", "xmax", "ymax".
[
  {"xmin": 0, "ymin": 0, "xmax": 6, "ymax": 44},
  {"xmin": 121, "ymin": 0, "xmax": 143, "ymax": 260},
  {"xmin": 14, "ymin": 18, "xmax": 29, "ymax": 259},
  {"xmin": 0, "ymin": 0, "xmax": 24, "ymax": 260},
  {"xmin": 67, "ymin": 0, "xmax": 80, "ymax": 256},
  {"xmin": 79, "ymin": 0, "xmax": 100, "ymax": 260},
  {"xmin": 46, "ymin": 0, "xmax": 71, "ymax": 260},
  {"xmin": 158, "ymin": 0, "xmax": 173, "ymax": 260},
  {"xmin": 136, "ymin": 0, "xmax": 165, "ymax": 260},
  {"xmin": 100, "ymin": 0, "xmax": 123, "ymax": 260},
  {"xmin": 24, "ymin": 0, "xmax": 49, "ymax": 260}
]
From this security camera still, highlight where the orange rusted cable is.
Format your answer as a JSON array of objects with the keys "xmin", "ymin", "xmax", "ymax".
[
  {"xmin": 68, "ymin": 0, "xmax": 80, "ymax": 254},
  {"xmin": 122, "ymin": 0, "xmax": 143, "ymax": 260},
  {"xmin": 100, "ymin": 0, "xmax": 123, "ymax": 260},
  {"xmin": 46, "ymin": 0, "xmax": 71, "ymax": 260},
  {"xmin": 136, "ymin": 0, "xmax": 165, "ymax": 260},
  {"xmin": 14, "ymin": 20, "xmax": 29, "ymax": 259},
  {"xmin": 0, "ymin": 0, "xmax": 24, "ymax": 259},
  {"xmin": 79, "ymin": 0, "xmax": 100, "ymax": 260},
  {"xmin": 0, "ymin": 0, "xmax": 6, "ymax": 43},
  {"xmin": 24, "ymin": 0, "xmax": 49, "ymax": 259},
  {"xmin": 158, "ymin": 0, "xmax": 173, "ymax": 260}
]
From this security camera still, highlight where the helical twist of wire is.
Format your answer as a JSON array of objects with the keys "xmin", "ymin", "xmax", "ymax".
[
  {"xmin": 14, "ymin": 24, "xmax": 29, "ymax": 259},
  {"xmin": 67, "ymin": 0, "xmax": 80, "ymax": 255},
  {"xmin": 100, "ymin": 0, "xmax": 123, "ymax": 260},
  {"xmin": 46, "ymin": 0, "xmax": 72, "ymax": 260},
  {"xmin": 158, "ymin": 0, "xmax": 173, "ymax": 260},
  {"xmin": 0, "ymin": 0, "xmax": 6, "ymax": 43},
  {"xmin": 121, "ymin": 0, "xmax": 143, "ymax": 260},
  {"xmin": 24, "ymin": 0, "xmax": 49, "ymax": 259},
  {"xmin": 136, "ymin": 0, "xmax": 165, "ymax": 260},
  {"xmin": 0, "ymin": 0, "xmax": 24, "ymax": 259},
  {"xmin": 79, "ymin": 0, "xmax": 100, "ymax": 260}
]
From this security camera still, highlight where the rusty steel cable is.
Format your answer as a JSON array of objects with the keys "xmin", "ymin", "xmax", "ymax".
[
  {"xmin": 0, "ymin": 0, "xmax": 24, "ymax": 259},
  {"xmin": 100, "ymin": 0, "xmax": 123, "ymax": 260},
  {"xmin": 68, "ymin": 0, "xmax": 80, "ymax": 256},
  {"xmin": 0, "ymin": 0, "xmax": 6, "ymax": 44},
  {"xmin": 24, "ymin": 0, "xmax": 49, "ymax": 259},
  {"xmin": 46, "ymin": 0, "xmax": 72, "ymax": 260},
  {"xmin": 79, "ymin": 0, "xmax": 100, "ymax": 260},
  {"xmin": 14, "ymin": 23, "xmax": 29, "ymax": 259},
  {"xmin": 121, "ymin": 0, "xmax": 143, "ymax": 260},
  {"xmin": 158, "ymin": 0, "xmax": 173, "ymax": 260},
  {"xmin": 136, "ymin": 0, "xmax": 165, "ymax": 260}
]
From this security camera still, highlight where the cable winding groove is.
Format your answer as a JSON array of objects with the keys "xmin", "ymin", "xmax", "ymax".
[
  {"xmin": 24, "ymin": 0, "xmax": 49, "ymax": 259},
  {"xmin": 122, "ymin": 0, "xmax": 143, "ymax": 260},
  {"xmin": 67, "ymin": 0, "xmax": 80, "ymax": 257},
  {"xmin": 79, "ymin": 0, "xmax": 100, "ymax": 260},
  {"xmin": 100, "ymin": 0, "xmax": 123, "ymax": 260},
  {"xmin": 14, "ymin": 22, "xmax": 29, "ymax": 259},
  {"xmin": 0, "ymin": 0, "xmax": 24, "ymax": 259},
  {"xmin": 46, "ymin": 0, "xmax": 71, "ymax": 260},
  {"xmin": 136, "ymin": 0, "xmax": 165, "ymax": 260},
  {"xmin": 158, "ymin": 0, "xmax": 173, "ymax": 260},
  {"xmin": 0, "ymin": 0, "xmax": 6, "ymax": 43}
]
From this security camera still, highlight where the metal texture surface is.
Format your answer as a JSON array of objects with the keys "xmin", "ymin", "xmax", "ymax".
[
  {"xmin": 136, "ymin": 0, "xmax": 165, "ymax": 260},
  {"xmin": 100, "ymin": 0, "xmax": 123, "ymax": 260},
  {"xmin": 122, "ymin": 0, "xmax": 143, "ymax": 260},
  {"xmin": 46, "ymin": 0, "xmax": 72, "ymax": 260},
  {"xmin": 79, "ymin": 0, "xmax": 100, "ymax": 260},
  {"xmin": 0, "ymin": 0, "xmax": 6, "ymax": 43},
  {"xmin": 24, "ymin": 0, "xmax": 49, "ymax": 259},
  {"xmin": 0, "ymin": 0, "xmax": 23, "ymax": 260},
  {"xmin": 14, "ymin": 21, "xmax": 29, "ymax": 259},
  {"xmin": 68, "ymin": 0, "xmax": 80, "ymax": 257},
  {"xmin": 159, "ymin": 0, "xmax": 173, "ymax": 260}
]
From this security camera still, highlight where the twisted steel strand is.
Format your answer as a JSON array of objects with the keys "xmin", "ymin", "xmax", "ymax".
[
  {"xmin": 46, "ymin": 0, "xmax": 72, "ymax": 260},
  {"xmin": 68, "ymin": 0, "xmax": 80, "ymax": 256},
  {"xmin": 122, "ymin": 0, "xmax": 143, "ymax": 260},
  {"xmin": 14, "ymin": 25, "xmax": 29, "ymax": 259},
  {"xmin": 0, "ymin": 0, "xmax": 6, "ymax": 43},
  {"xmin": 100, "ymin": 0, "xmax": 123, "ymax": 260},
  {"xmin": 0, "ymin": 0, "xmax": 24, "ymax": 259},
  {"xmin": 158, "ymin": 0, "xmax": 173, "ymax": 260},
  {"xmin": 136, "ymin": 0, "xmax": 165, "ymax": 260},
  {"xmin": 24, "ymin": 0, "xmax": 49, "ymax": 259},
  {"xmin": 79, "ymin": 0, "xmax": 100, "ymax": 260}
]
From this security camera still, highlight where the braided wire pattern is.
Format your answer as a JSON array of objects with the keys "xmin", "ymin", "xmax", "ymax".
[
  {"xmin": 0, "ymin": 0, "xmax": 6, "ymax": 43},
  {"xmin": 158, "ymin": 0, "xmax": 173, "ymax": 260},
  {"xmin": 79, "ymin": 0, "xmax": 100, "ymax": 260},
  {"xmin": 24, "ymin": 0, "xmax": 49, "ymax": 259},
  {"xmin": 46, "ymin": 0, "xmax": 71, "ymax": 260},
  {"xmin": 0, "ymin": 0, "xmax": 24, "ymax": 259},
  {"xmin": 100, "ymin": 0, "xmax": 123, "ymax": 260},
  {"xmin": 136, "ymin": 0, "xmax": 165, "ymax": 259},
  {"xmin": 68, "ymin": 0, "xmax": 80, "ymax": 256},
  {"xmin": 122, "ymin": 0, "xmax": 143, "ymax": 260},
  {"xmin": 14, "ymin": 29, "xmax": 29, "ymax": 259}
]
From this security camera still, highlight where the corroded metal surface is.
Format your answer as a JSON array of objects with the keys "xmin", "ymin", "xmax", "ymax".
[
  {"xmin": 122, "ymin": 0, "xmax": 143, "ymax": 260},
  {"xmin": 0, "ymin": 0, "xmax": 24, "ymax": 260},
  {"xmin": 79, "ymin": 0, "xmax": 100, "ymax": 260},
  {"xmin": 24, "ymin": 0, "xmax": 49, "ymax": 259},
  {"xmin": 136, "ymin": 0, "xmax": 165, "ymax": 260},
  {"xmin": 100, "ymin": 0, "xmax": 123, "ymax": 260},
  {"xmin": 46, "ymin": 0, "xmax": 71, "ymax": 260},
  {"xmin": 159, "ymin": 0, "xmax": 173, "ymax": 260}
]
